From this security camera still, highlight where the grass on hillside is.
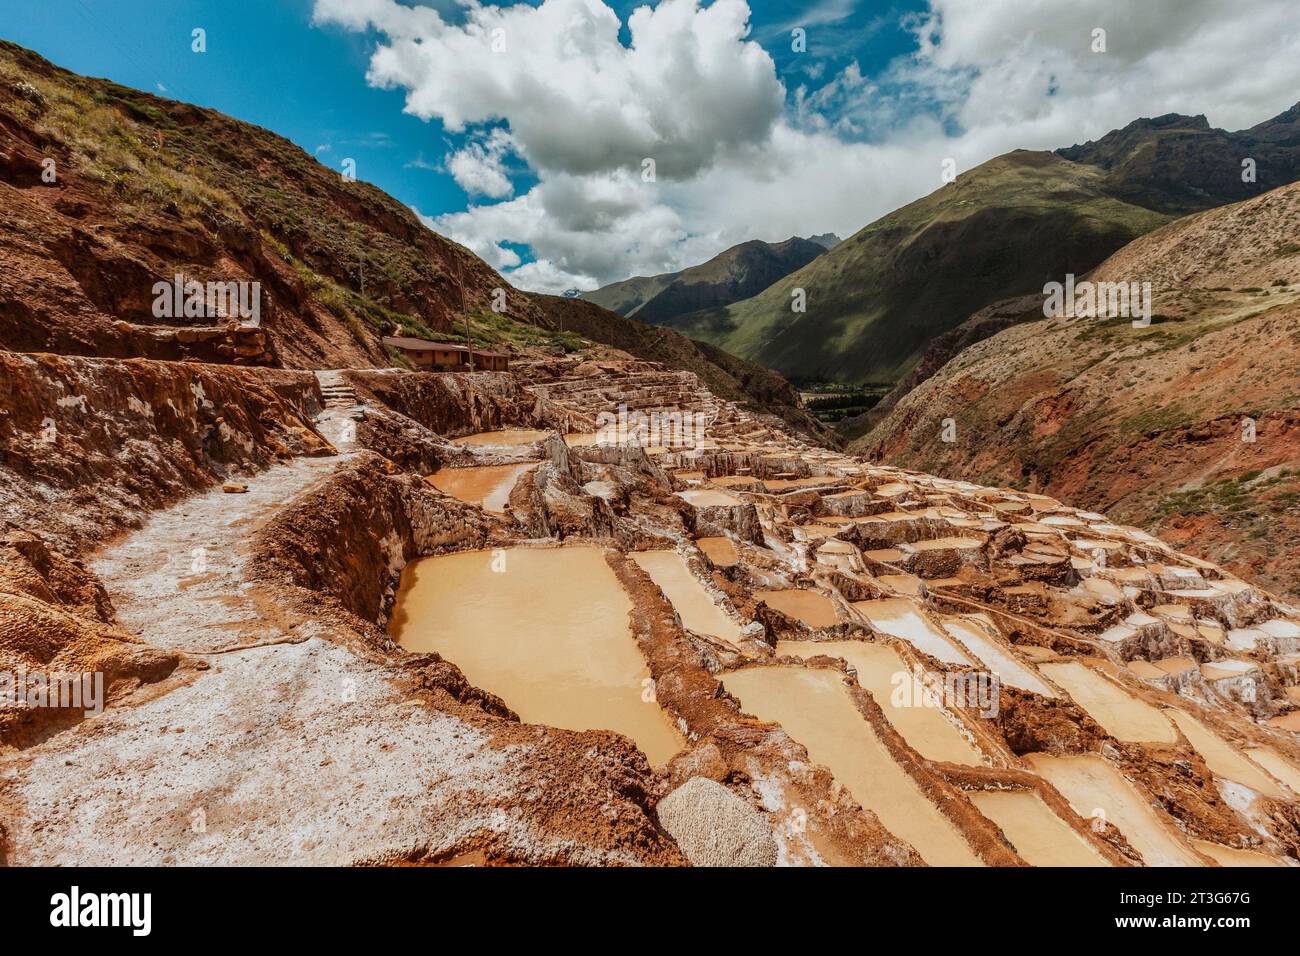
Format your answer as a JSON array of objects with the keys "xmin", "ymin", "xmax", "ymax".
[{"xmin": 664, "ymin": 152, "xmax": 1172, "ymax": 386}]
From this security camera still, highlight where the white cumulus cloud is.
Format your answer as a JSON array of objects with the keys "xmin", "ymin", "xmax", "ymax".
[
  {"xmin": 317, "ymin": 0, "xmax": 1300, "ymax": 293},
  {"xmin": 445, "ymin": 128, "xmax": 519, "ymax": 198}
]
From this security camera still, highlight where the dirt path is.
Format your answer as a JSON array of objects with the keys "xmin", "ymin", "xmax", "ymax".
[
  {"xmin": 87, "ymin": 455, "xmax": 350, "ymax": 655},
  {"xmin": 0, "ymin": 450, "xmax": 624, "ymax": 865}
]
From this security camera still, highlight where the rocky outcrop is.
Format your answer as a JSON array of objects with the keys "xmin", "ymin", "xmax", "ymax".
[
  {"xmin": 0, "ymin": 352, "xmax": 332, "ymax": 553},
  {"xmin": 656, "ymin": 777, "xmax": 779, "ymax": 866},
  {"xmin": 343, "ymin": 369, "xmax": 544, "ymax": 439},
  {"xmin": 250, "ymin": 453, "xmax": 499, "ymax": 634},
  {"xmin": 0, "ymin": 528, "xmax": 178, "ymax": 746}
]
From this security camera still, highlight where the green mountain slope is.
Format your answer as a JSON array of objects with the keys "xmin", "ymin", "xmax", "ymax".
[
  {"xmin": 664, "ymin": 103, "xmax": 1300, "ymax": 387},
  {"xmin": 663, "ymin": 151, "xmax": 1170, "ymax": 385},
  {"xmin": 582, "ymin": 236, "xmax": 828, "ymax": 323}
]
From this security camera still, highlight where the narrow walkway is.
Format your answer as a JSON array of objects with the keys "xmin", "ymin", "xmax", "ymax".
[
  {"xmin": 0, "ymin": 445, "xmax": 534, "ymax": 864},
  {"xmin": 314, "ymin": 369, "xmax": 363, "ymax": 453},
  {"xmin": 315, "ymin": 368, "xmax": 359, "ymax": 409},
  {"xmin": 88, "ymin": 455, "xmax": 348, "ymax": 655}
]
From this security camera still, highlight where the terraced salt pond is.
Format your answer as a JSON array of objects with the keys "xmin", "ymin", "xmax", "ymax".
[
  {"xmin": 696, "ymin": 536, "xmax": 739, "ymax": 567},
  {"xmin": 852, "ymin": 598, "xmax": 973, "ymax": 666},
  {"xmin": 452, "ymin": 428, "xmax": 552, "ymax": 447},
  {"xmin": 1245, "ymin": 748, "xmax": 1300, "ymax": 794},
  {"xmin": 775, "ymin": 640, "xmax": 983, "ymax": 764},
  {"xmin": 1164, "ymin": 710, "xmax": 1283, "ymax": 797},
  {"xmin": 426, "ymin": 463, "xmax": 534, "ymax": 513},
  {"xmin": 675, "ymin": 488, "xmax": 742, "ymax": 507},
  {"xmin": 1192, "ymin": 840, "xmax": 1285, "ymax": 867},
  {"xmin": 940, "ymin": 616, "xmax": 1056, "ymax": 697},
  {"xmin": 1037, "ymin": 662, "xmax": 1178, "ymax": 743},
  {"xmin": 390, "ymin": 547, "xmax": 683, "ymax": 765},
  {"xmin": 1025, "ymin": 754, "xmax": 1201, "ymax": 866},
  {"xmin": 722, "ymin": 666, "xmax": 983, "ymax": 866},
  {"xmin": 967, "ymin": 790, "xmax": 1109, "ymax": 866},
  {"xmin": 631, "ymin": 551, "xmax": 743, "ymax": 644},
  {"xmin": 756, "ymin": 589, "xmax": 839, "ymax": 628}
]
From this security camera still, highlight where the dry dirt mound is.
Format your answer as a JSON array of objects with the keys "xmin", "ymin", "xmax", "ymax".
[
  {"xmin": 0, "ymin": 529, "xmax": 178, "ymax": 746},
  {"xmin": 657, "ymin": 777, "xmax": 778, "ymax": 866}
]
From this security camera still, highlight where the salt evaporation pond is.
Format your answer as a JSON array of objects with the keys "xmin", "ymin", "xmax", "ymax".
[
  {"xmin": 1038, "ymin": 662, "xmax": 1178, "ymax": 743},
  {"xmin": 1024, "ymin": 754, "xmax": 1201, "ymax": 866},
  {"xmin": 967, "ymin": 790, "xmax": 1109, "ymax": 867},
  {"xmin": 775, "ymin": 640, "xmax": 983, "ymax": 765},
  {"xmin": 852, "ymin": 598, "xmax": 973, "ymax": 666},
  {"xmin": 452, "ymin": 428, "xmax": 552, "ymax": 447},
  {"xmin": 390, "ymin": 547, "xmax": 683, "ymax": 765},
  {"xmin": 722, "ymin": 666, "xmax": 983, "ymax": 866},
  {"xmin": 426, "ymin": 463, "xmax": 534, "ymax": 513},
  {"xmin": 631, "ymin": 550, "xmax": 743, "ymax": 644}
]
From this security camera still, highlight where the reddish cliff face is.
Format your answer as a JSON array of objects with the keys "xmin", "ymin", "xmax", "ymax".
[
  {"xmin": 0, "ymin": 41, "xmax": 520, "ymax": 370},
  {"xmin": 0, "ymin": 351, "xmax": 333, "ymax": 553},
  {"xmin": 858, "ymin": 182, "xmax": 1300, "ymax": 597}
]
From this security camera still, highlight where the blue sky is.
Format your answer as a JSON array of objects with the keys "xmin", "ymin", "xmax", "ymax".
[
  {"xmin": 0, "ymin": 1, "xmax": 926, "ymax": 270},
  {"xmin": 3, "ymin": 1, "xmax": 1298, "ymax": 291}
]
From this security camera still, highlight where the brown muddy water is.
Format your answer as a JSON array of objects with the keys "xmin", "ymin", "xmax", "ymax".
[
  {"xmin": 453, "ymin": 428, "xmax": 552, "ymax": 447},
  {"xmin": 776, "ymin": 640, "xmax": 983, "ymax": 765},
  {"xmin": 390, "ymin": 547, "xmax": 683, "ymax": 765},
  {"xmin": 967, "ymin": 790, "xmax": 1109, "ymax": 867},
  {"xmin": 1024, "ymin": 754, "xmax": 1202, "ymax": 866},
  {"xmin": 756, "ymin": 589, "xmax": 839, "ymax": 628},
  {"xmin": 1038, "ymin": 662, "xmax": 1178, "ymax": 744},
  {"xmin": 696, "ymin": 536, "xmax": 739, "ymax": 567},
  {"xmin": 722, "ymin": 666, "xmax": 983, "ymax": 866},
  {"xmin": 631, "ymin": 550, "xmax": 743, "ymax": 644},
  {"xmin": 426, "ymin": 463, "xmax": 535, "ymax": 513},
  {"xmin": 675, "ymin": 488, "xmax": 743, "ymax": 507}
]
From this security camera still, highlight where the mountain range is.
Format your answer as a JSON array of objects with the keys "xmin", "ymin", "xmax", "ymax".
[
  {"xmin": 860, "ymin": 180, "xmax": 1300, "ymax": 597},
  {"xmin": 635, "ymin": 105, "xmax": 1300, "ymax": 387},
  {"xmin": 0, "ymin": 40, "xmax": 825, "ymax": 438},
  {"xmin": 581, "ymin": 234, "xmax": 834, "ymax": 324}
]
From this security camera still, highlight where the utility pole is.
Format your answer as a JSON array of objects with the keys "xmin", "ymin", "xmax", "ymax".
[
  {"xmin": 464, "ymin": 311, "xmax": 475, "ymax": 371},
  {"xmin": 455, "ymin": 252, "xmax": 474, "ymax": 371}
]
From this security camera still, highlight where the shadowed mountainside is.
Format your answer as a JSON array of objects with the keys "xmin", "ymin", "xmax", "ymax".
[{"xmin": 582, "ymin": 235, "xmax": 830, "ymax": 324}]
